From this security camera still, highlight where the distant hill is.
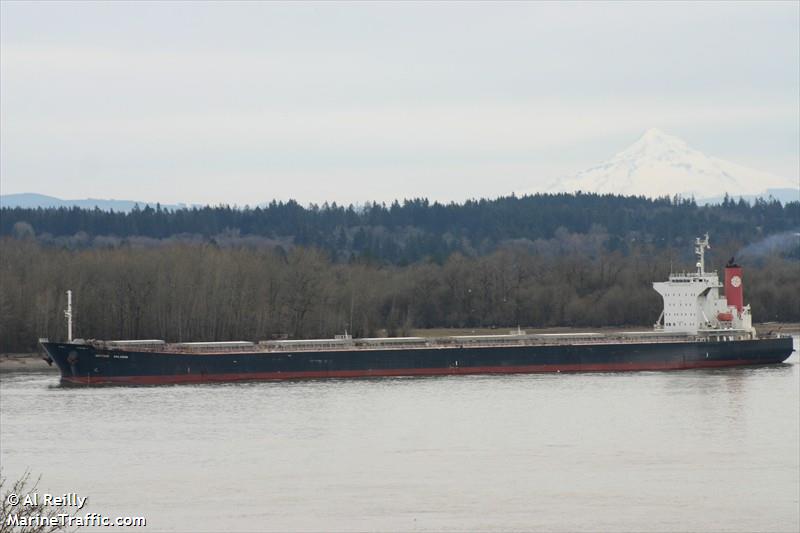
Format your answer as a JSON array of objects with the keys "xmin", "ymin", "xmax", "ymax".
[
  {"xmin": 0, "ymin": 193, "xmax": 190, "ymax": 211},
  {"xmin": 697, "ymin": 188, "xmax": 799, "ymax": 206},
  {"xmin": 529, "ymin": 128, "xmax": 797, "ymax": 201}
]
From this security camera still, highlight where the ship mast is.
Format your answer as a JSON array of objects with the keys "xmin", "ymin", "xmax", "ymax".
[
  {"xmin": 65, "ymin": 290, "xmax": 73, "ymax": 342},
  {"xmin": 695, "ymin": 233, "xmax": 710, "ymax": 274}
]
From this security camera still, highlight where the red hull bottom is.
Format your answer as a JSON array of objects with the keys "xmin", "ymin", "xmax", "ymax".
[{"xmin": 60, "ymin": 359, "xmax": 774, "ymax": 386}]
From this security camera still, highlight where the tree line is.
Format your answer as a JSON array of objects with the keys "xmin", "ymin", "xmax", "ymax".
[
  {"xmin": 2, "ymin": 193, "xmax": 798, "ymax": 264},
  {"xmin": 2, "ymin": 238, "xmax": 797, "ymax": 352}
]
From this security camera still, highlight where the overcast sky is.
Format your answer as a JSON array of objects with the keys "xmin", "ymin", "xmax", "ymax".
[{"xmin": 1, "ymin": 1, "xmax": 798, "ymax": 206}]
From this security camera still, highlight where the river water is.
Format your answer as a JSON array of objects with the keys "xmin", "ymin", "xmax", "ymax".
[{"xmin": 1, "ymin": 338, "xmax": 798, "ymax": 532}]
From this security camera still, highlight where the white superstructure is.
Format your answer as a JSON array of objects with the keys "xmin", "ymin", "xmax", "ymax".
[{"xmin": 653, "ymin": 234, "xmax": 754, "ymax": 337}]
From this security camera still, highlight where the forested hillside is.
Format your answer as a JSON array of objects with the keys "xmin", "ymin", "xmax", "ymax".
[
  {"xmin": 1, "ymin": 193, "xmax": 798, "ymax": 351},
  {"xmin": 2, "ymin": 193, "xmax": 798, "ymax": 264},
  {"xmin": 1, "ymin": 237, "xmax": 798, "ymax": 352}
]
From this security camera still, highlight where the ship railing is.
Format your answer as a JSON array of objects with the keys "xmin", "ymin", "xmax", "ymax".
[
  {"xmin": 255, "ymin": 334, "xmax": 707, "ymax": 351},
  {"xmin": 94, "ymin": 331, "xmax": 757, "ymax": 354},
  {"xmin": 417, "ymin": 335, "xmax": 704, "ymax": 349},
  {"xmin": 110, "ymin": 342, "xmax": 258, "ymax": 354}
]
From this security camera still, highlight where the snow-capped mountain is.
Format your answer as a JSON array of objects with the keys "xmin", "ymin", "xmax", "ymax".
[{"xmin": 545, "ymin": 128, "xmax": 796, "ymax": 200}]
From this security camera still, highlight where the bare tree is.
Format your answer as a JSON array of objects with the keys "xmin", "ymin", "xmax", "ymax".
[{"xmin": 0, "ymin": 470, "xmax": 71, "ymax": 533}]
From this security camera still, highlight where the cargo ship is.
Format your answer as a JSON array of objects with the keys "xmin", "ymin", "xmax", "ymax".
[{"xmin": 40, "ymin": 235, "xmax": 794, "ymax": 385}]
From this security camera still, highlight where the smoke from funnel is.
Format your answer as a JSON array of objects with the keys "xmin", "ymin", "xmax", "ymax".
[{"xmin": 737, "ymin": 231, "xmax": 800, "ymax": 259}]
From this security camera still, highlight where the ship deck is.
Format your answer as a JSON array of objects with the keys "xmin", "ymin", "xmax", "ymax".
[{"xmin": 79, "ymin": 329, "xmax": 766, "ymax": 355}]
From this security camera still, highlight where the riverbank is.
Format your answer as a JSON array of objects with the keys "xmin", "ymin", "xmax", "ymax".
[{"xmin": 0, "ymin": 353, "xmax": 55, "ymax": 373}]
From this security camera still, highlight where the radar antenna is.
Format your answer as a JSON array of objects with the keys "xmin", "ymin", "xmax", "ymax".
[
  {"xmin": 695, "ymin": 233, "xmax": 710, "ymax": 274},
  {"xmin": 64, "ymin": 290, "xmax": 73, "ymax": 342}
]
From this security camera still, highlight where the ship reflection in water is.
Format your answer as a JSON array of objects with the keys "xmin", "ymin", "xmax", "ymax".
[{"xmin": 1, "ymin": 338, "xmax": 797, "ymax": 532}]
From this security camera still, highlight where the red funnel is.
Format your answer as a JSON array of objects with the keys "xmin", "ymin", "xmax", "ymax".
[{"xmin": 725, "ymin": 266, "xmax": 744, "ymax": 313}]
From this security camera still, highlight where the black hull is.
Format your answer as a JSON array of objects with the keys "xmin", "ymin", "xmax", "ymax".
[{"xmin": 41, "ymin": 337, "xmax": 795, "ymax": 386}]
